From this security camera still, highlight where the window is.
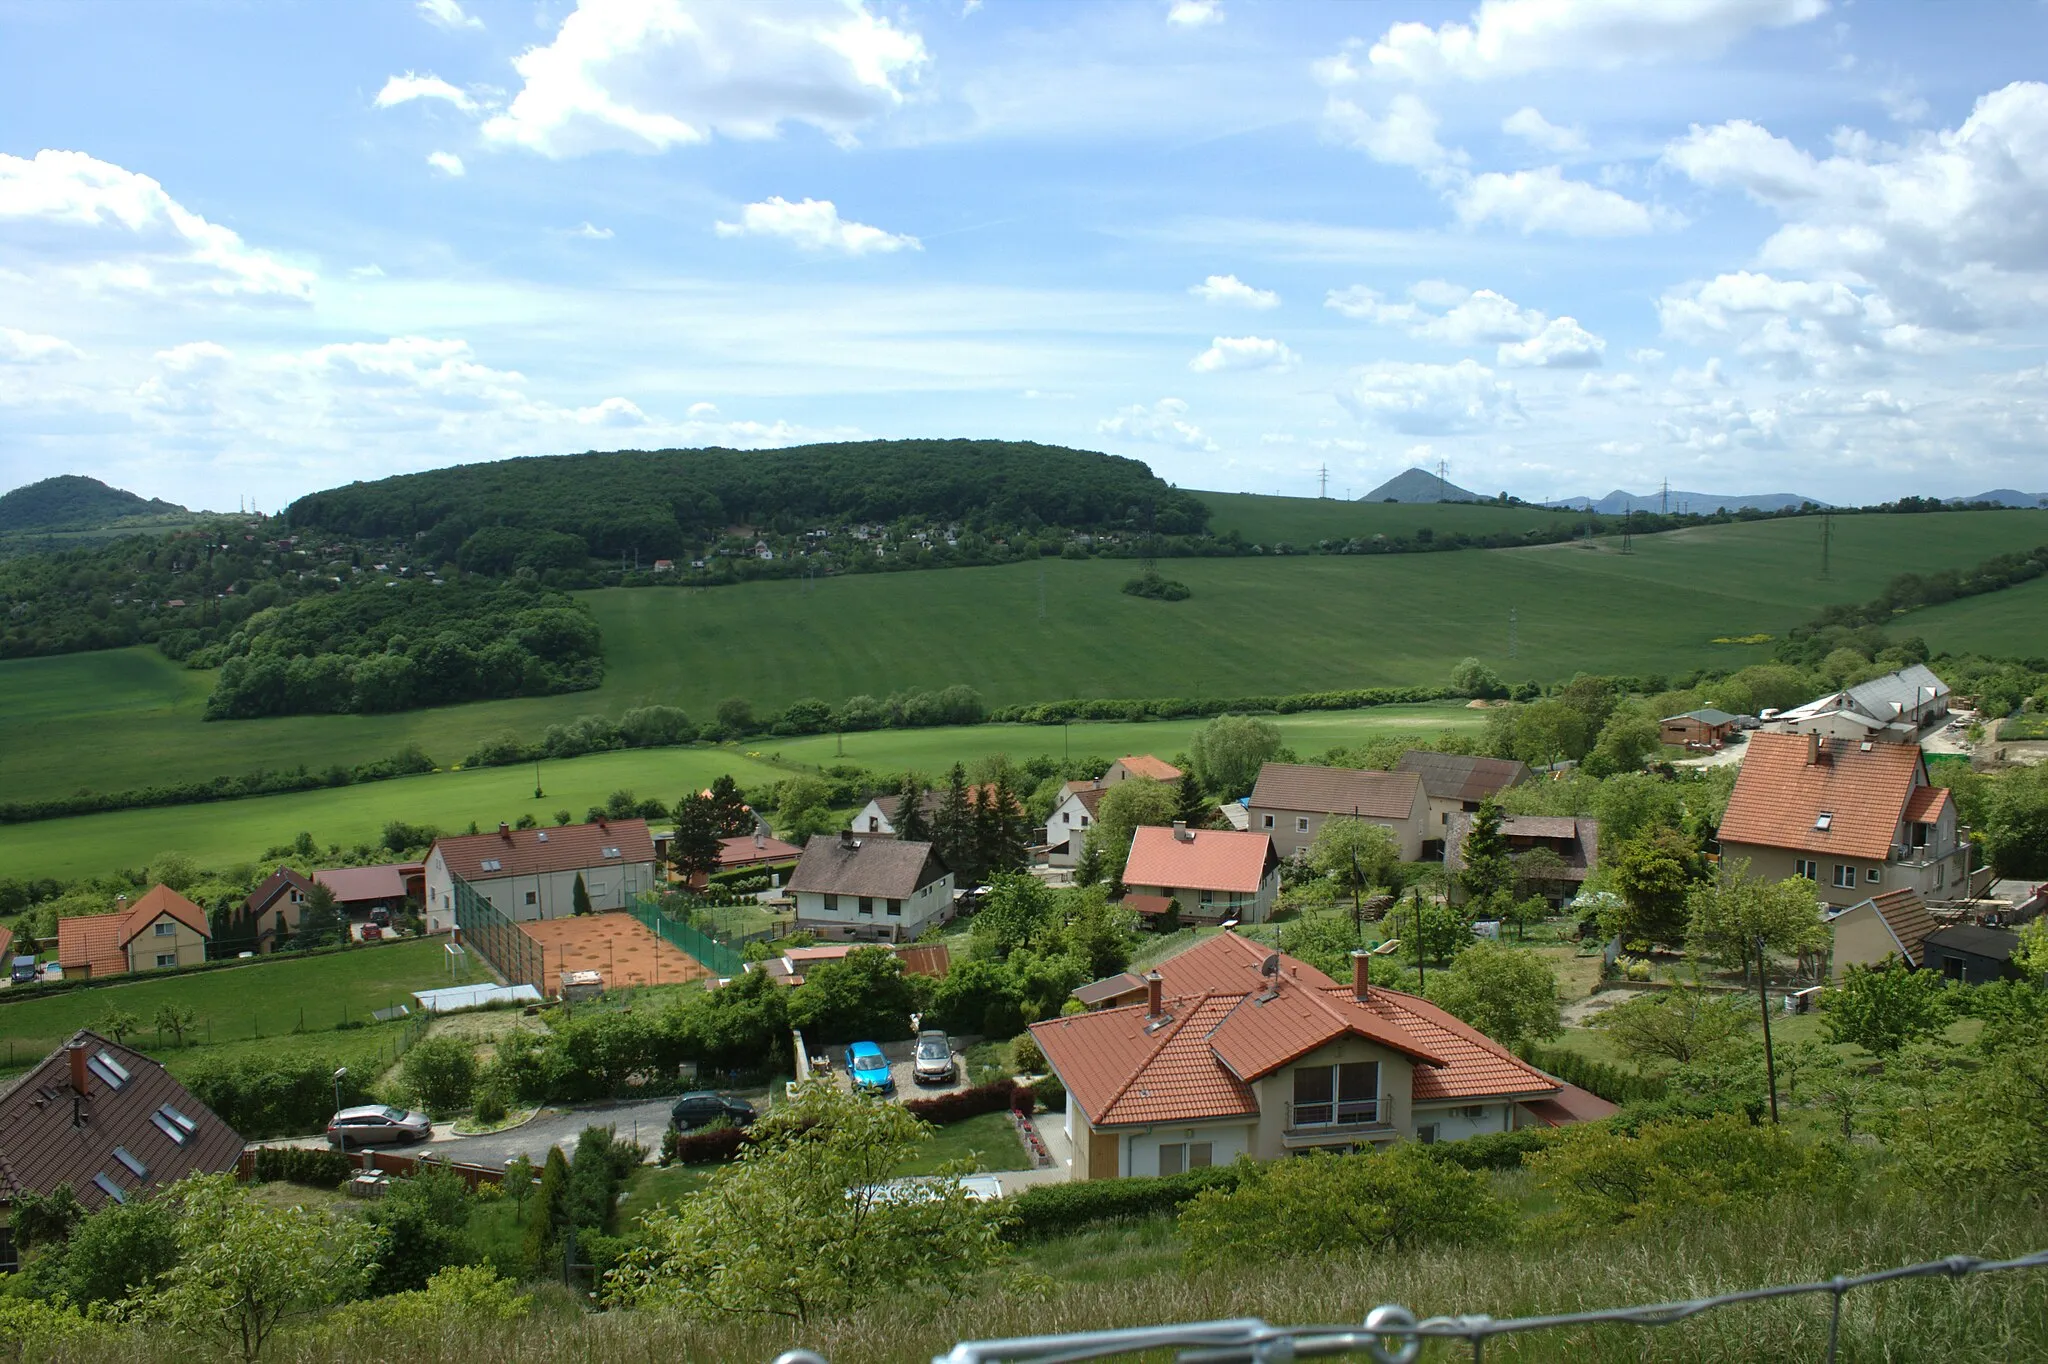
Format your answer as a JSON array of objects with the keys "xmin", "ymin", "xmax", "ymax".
[
  {"xmin": 1296, "ymin": 817, "xmax": 1309, "ymax": 833},
  {"xmin": 1261, "ymin": 814, "xmax": 1274, "ymax": 830},
  {"xmin": 1157, "ymin": 1141, "xmax": 1213, "ymax": 1176},
  {"xmin": 602, "ymin": 847, "xmax": 622, "ymax": 858},
  {"xmin": 1815, "ymin": 812, "xmax": 1833, "ymax": 831},
  {"xmin": 1833, "ymin": 864, "xmax": 1857, "ymax": 888},
  {"xmin": 113, "ymin": 1146, "xmax": 148, "ymax": 1178},
  {"xmin": 1866, "ymin": 867, "xmax": 1881, "ymax": 884},
  {"xmin": 480, "ymin": 859, "xmax": 502, "ymax": 872},
  {"xmin": 525, "ymin": 891, "xmax": 537, "ymax": 905},
  {"xmin": 825, "ymin": 894, "xmax": 840, "ymax": 912},
  {"xmin": 887, "ymin": 899, "xmax": 902, "ymax": 916},
  {"xmin": 1415, "ymin": 1124, "xmax": 1439, "ymax": 1144},
  {"xmin": 1291, "ymin": 1061, "xmax": 1379, "ymax": 1126},
  {"xmin": 87, "ymin": 1052, "xmax": 130, "ymax": 1090},
  {"xmin": 154, "ymin": 921, "xmax": 176, "ymax": 937},
  {"xmin": 1061, "ymin": 812, "xmax": 1071, "ymax": 824},
  {"xmin": 1935, "ymin": 861, "xmax": 1945, "ymax": 890},
  {"xmin": 1795, "ymin": 859, "xmax": 1818, "ymax": 881},
  {"xmin": 1081, "ymin": 816, "xmax": 1089, "ymax": 827},
  {"xmin": 152, "ymin": 1105, "xmax": 196, "ymax": 1144},
  {"xmin": 868, "ymin": 816, "xmax": 881, "ymax": 831},
  {"xmin": 1942, "ymin": 956, "xmax": 1966, "ymax": 982},
  {"xmin": 1911, "ymin": 822, "xmax": 1930, "ymax": 849},
  {"xmin": 858, "ymin": 896, "xmax": 874, "ymax": 915},
  {"xmin": 155, "ymin": 953, "xmax": 178, "ymax": 969},
  {"xmin": 93, "ymin": 1174, "xmax": 127, "ymax": 1203}
]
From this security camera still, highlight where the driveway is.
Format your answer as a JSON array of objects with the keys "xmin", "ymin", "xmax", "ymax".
[
  {"xmin": 260, "ymin": 1096, "xmax": 682, "ymax": 1169},
  {"xmin": 827, "ymin": 1036, "xmax": 970, "ymax": 1098}
]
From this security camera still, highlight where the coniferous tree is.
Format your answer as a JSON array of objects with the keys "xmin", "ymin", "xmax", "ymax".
[
  {"xmin": 981, "ymin": 773, "xmax": 1028, "ymax": 876},
  {"xmin": 295, "ymin": 883, "xmax": 345, "ymax": 949},
  {"xmin": 933, "ymin": 765, "xmax": 976, "ymax": 882},
  {"xmin": 1173, "ymin": 771, "xmax": 1211, "ymax": 828},
  {"xmin": 1457, "ymin": 798, "xmax": 1515, "ymax": 912},
  {"xmin": 705, "ymin": 775, "xmax": 755, "ymax": 838},
  {"xmin": 572, "ymin": 873, "xmax": 593, "ymax": 916},
  {"xmin": 896, "ymin": 772, "xmax": 933, "ymax": 843},
  {"xmin": 1074, "ymin": 838, "xmax": 1105, "ymax": 889},
  {"xmin": 669, "ymin": 794, "xmax": 724, "ymax": 884}
]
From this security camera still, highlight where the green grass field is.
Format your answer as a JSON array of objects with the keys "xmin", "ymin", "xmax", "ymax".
[
  {"xmin": 0, "ymin": 745, "xmax": 791, "ymax": 881},
  {"xmin": 1, "ymin": 510, "xmax": 2042, "ymax": 812},
  {"xmin": 1192, "ymin": 490, "xmax": 1599, "ymax": 545},
  {"xmin": 0, "ymin": 938, "xmax": 489, "ymax": 1072},
  {"xmin": 1900, "ymin": 570, "xmax": 2048, "ymax": 660}
]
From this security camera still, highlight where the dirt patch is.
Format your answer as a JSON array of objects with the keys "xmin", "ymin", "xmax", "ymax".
[
  {"xmin": 1562, "ymin": 987, "xmax": 1639, "ymax": 1027},
  {"xmin": 522, "ymin": 912, "xmax": 711, "ymax": 991}
]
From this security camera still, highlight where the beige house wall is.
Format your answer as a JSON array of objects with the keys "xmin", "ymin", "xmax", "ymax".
[
  {"xmin": 1125, "ymin": 865, "xmax": 1280, "ymax": 924},
  {"xmin": 1251, "ymin": 785, "xmax": 1430, "ymax": 862},
  {"xmin": 1829, "ymin": 902, "xmax": 1908, "ymax": 980},
  {"xmin": 1248, "ymin": 1036, "xmax": 1417, "ymax": 1159},
  {"xmin": 1721, "ymin": 830, "xmax": 1966, "ymax": 912},
  {"xmin": 125, "ymin": 913, "xmax": 207, "ymax": 972}
]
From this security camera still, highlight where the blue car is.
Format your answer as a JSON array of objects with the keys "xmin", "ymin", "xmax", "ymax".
[{"xmin": 845, "ymin": 1041, "xmax": 896, "ymax": 1096}]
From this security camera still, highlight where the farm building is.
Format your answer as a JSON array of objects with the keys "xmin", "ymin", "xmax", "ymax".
[
  {"xmin": 54, "ymin": 885, "xmax": 211, "ymax": 980},
  {"xmin": 1444, "ymin": 814, "xmax": 1599, "ymax": 907},
  {"xmin": 787, "ymin": 831, "xmax": 956, "ymax": 943},
  {"xmin": 1030, "ymin": 933, "xmax": 1613, "ymax": 1181},
  {"xmin": 1661, "ymin": 708, "xmax": 1741, "ymax": 747},
  {"xmin": 1248, "ymin": 763, "xmax": 1431, "ymax": 861},
  {"xmin": 1768, "ymin": 664, "xmax": 1952, "ymax": 745},
  {"xmin": 1394, "ymin": 751, "xmax": 1534, "ymax": 857},
  {"xmin": 1101, "ymin": 755, "xmax": 1182, "ymax": 785},
  {"xmin": 1121, "ymin": 824, "xmax": 1280, "ymax": 925},
  {"xmin": 1920, "ymin": 924, "xmax": 2024, "ymax": 984},
  {"xmin": 0, "ymin": 1031, "xmax": 244, "ymax": 1270},
  {"xmin": 421, "ymin": 818, "xmax": 658, "ymax": 933}
]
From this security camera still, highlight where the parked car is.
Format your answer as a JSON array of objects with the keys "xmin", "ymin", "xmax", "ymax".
[
  {"xmin": 669, "ymin": 1091, "xmax": 757, "ymax": 1132},
  {"xmin": 359, "ymin": 923, "xmax": 383, "ymax": 941},
  {"xmin": 325, "ymin": 1104, "xmax": 432, "ymax": 1149},
  {"xmin": 9, "ymin": 955, "xmax": 37, "ymax": 985},
  {"xmin": 845, "ymin": 1040, "xmax": 896, "ymax": 1096},
  {"xmin": 368, "ymin": 906, "xmax": 391, "ymax": 927},
  {"xmin": 913, "ymin": 1030, "xmax": 955, "ymax": 1085}
]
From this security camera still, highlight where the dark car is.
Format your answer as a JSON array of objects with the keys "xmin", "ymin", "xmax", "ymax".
[
  {"xmin": 326, "ymin": 1104, "xmax": 432, "ymax": 1149},
  {"xmin": 913, "ymin": 1030, "xmax": 955, "ymax": 1085},
  {"xmin": 368, "ymin": 906, "xmax": 391, "ymax": 927},
  {"xmin": 9, "ymin": 955, "xmax": 36, "ymax": 985},
  {"xmin": 670, "ymin": 1091, "xmax": 757, "ymax": 1132}
]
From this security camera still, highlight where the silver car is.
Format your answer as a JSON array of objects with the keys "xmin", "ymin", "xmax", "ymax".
[
  {"xmin": 913, "ymin": 1030, "xmax": 956, "ymax": 1085},
  {"xmin": 326, "ymin": 1103, "xmax": 432, "ymax": 1149}
]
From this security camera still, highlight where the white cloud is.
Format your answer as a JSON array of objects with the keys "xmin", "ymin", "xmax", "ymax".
[
  {"xmin": 0, "ymin": 149, "xmax": 314, "ymax": 301},
  {"xmin": 480, "ymin": 0, "xmax": 928, "ymax": 157},
  {"xmin": 373, "ymin": 72, "xmax": 479, "ymax": 112},
  {"xmin": 568, "ymin": 221, "xmax": 613, "ymax": 239},
  {"xmin": 1498, "ymin": 316, "xmax": 1606, "ymax": 367},
  {"xmin": 1167, "ymin": 0, "xmax": 1223, "ymax": 25},
  {"xmin": 1324, "ymin": 285, "xmax": 1422, "ymax": 324},
  {"xmin": 1190, "ymin": 274, "xmax": 1278, "ymax": 308},
  {"xmin": 427, "ymin": 151, "xmax": 466, "ymax": 177},
  {"xmin": 0, "ymin": 327, "xmax": 84, "ymax": 364},
  {"xmin": 1190, "ymin": 335, "xmax": 1297, "ymax": 373},
  {"xmin": 687, "ymin": 401, "xmax": 719, "ymax": 417},
  {"xmin": 1502, "ymin": 106, "xmax": 1587, "ymax": 154},
  {"xmin": 417, "ymin": 0, "xmax": 484, "ymax": 30},
  {"xmin": 1337, "ymin": 358, "xmax": 1524, "ymax": 433},
  {"xmin": 1579, "ymin": 372, "xmax": 1641, "ymax": 394},
  {"xmin": 1658, "ymin": 270, "xmax": 1932, "ymax": 377},
  {"xmin": 713, "ymin": 197, "xmax": 919, "ymax": 255},
  {"xmin": 1098, "ymin": 396, "xmax": 1216, "ymax": 450},
  {"xmin": 575, "ymin": 396, "xmax": 647, "ymax": 426},
  {"xmin": 1324, "ymin": 93, "xmax": 1460, "ymax": 171},
  {"xmin": 1453, "ymin": 166, "xmax": 1661, "ymax": 235},
  {"xmin": 1414, "ymin": 288, "xmax": 1543, "ymax": 344},
  {"xmin": 1630, "ymin": 347, "xmax": 1666, "ymax": 364},
  {"xmin": 1362, "ymin": 0, "xmax": 1828, "ymax": 82}
]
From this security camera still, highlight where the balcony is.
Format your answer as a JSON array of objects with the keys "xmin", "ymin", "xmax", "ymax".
[{"xmin": 1281, "ymin": 1100, "xmax": 1392, "ymax": 1148}]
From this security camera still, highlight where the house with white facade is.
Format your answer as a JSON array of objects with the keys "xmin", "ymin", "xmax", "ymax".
[
  {"xmin": 1043, "ymin": 786, "xmax": 1104, "ymax": 866},
  {"xmin": 421, "ymin": 818, "xmax": 658, "ymax": 933},
  {"xmin": 787, "ymin": 831, "xmax": 955, "ymax": 942},
  {"xmin": 1030, "ymin": 933, "xmax": 1613, "ymax": 1181},
  {"xmin": 1767, "ymin": 664, "xmax": 1952, "ymax": 745}
]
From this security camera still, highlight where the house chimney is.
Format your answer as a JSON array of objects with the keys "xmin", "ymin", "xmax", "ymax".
[
  {"xmin": 840, "ymin": 829, "xmax": 856, "ymax": 849},
  {"xmin": 1173, "ymin": 820, "xmax": 1193, "ymax": 842},
  {"xmin": 1350, "ymin": 949, "xmax": 1371, "ymax": 1002},
  {"xmin": 69, "ymin": 1042, "xmax": 89, "ymax": 1096},
  {"xmin": 499, "ymin": 821, "xmax": 511, "ymax": 839},
  {"xmin": 754, "ymin": 829, "xmax": 765, "ymax": 850},
  {"xmin": 1145, "ymin": 971, "xmax": 1164, "ymax": 1019},
  {"xmin": 1806, "ymin": 732, "xmax": 1821, "ymax": 766}
]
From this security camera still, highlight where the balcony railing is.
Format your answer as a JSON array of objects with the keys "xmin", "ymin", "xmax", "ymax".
[{"xmin": 1285, "ymin": 1099, "xmax": 1380, "ymax": 1129}]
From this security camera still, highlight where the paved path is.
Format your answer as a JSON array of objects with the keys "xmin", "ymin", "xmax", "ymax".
[{"xmin": 260, "ymin": 1096, "xmax": 680, "ymax": 1168}]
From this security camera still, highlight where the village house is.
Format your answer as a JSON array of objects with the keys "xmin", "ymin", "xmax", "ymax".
[
  {"xmin": 421, "ymin": 818, "xmax": 658, "ymax": 933},
  {"xmin": 243, "ymin": 865, "xmax": 316, "ymax": 952},
  {"xmin": 1043, "ymin": 785, "xmax": 1104, "ymax": 866},
  {"xmin": 1121, "ymin": 824, "xmax": 1281, "ymax": 925},
  {"xmin": 1444, "ymin": 814, "xmax": 1600, "ymax": 907},
  {"xmin": 1393, "ymin": 751, "xmax": 1534, "ymax": 858},
  {"xmin": 1919, "ymin": 924, "xmax": 2025, "ymax": 984},
  {"xmin": 1767, "ymin": 664, "xmax": 1952, "ymax": 745},
  {"xmin": 685, "ymin": 831, "xmax": 804, "ymax": 890},
  {"xmin": 1717, "ymin": 733, "xmax": 1971, "ymax": 909},
  {"xmin": 316, "ymin": 863, "xmax": 422, "ymax": 919},
  {"xmin": 1031, "ymin": 933, "xmax": 1613, "ymax": 1181},
  {"xmin": 787, "ymin": 831, "xmax": 956, "ymax": 942},
  {"xmin": 55, "ymin": 885, "xmax": 211, "ymax": 980},
  {"xmin": 0, "ymin": 1031, "xmax": 245, "ymax": 1271},
  {"xmin": 852, "ymin": 783, "xmax": 1022, "ymax": 837},
  {"xmin": 1248, "ymin": 763, "xmax": 1432, "ymax": 862},
  {"xmin": 1101, "ymin": 754, "xmax": 1183, "ymax": 786},
  {"xmin": 1826, "ymin": 887, "xmax": 1937, "ymax": 980}
]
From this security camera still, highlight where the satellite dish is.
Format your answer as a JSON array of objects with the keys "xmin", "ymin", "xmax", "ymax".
[{"xmin": 1260, "ymin": 952, "xmax": 1280, "ymax": 977}]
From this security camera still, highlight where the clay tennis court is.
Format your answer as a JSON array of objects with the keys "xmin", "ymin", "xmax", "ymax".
[{"xmin": 519, "ymin": 912, "xmax": 710, "ymax": 990}]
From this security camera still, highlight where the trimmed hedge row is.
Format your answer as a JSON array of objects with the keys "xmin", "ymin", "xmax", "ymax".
[
  {"xmin": 251, "ymin": 1146, "xmax": 355, "ymax": 1188},
  {"xmin": 1517, "ymin": 1043, "xmax": 1668, "ymax": 1106},
  {"xmin": 660, "ymin": 1124, "xmax": 749, "ymax": 1166},
  {"xmin": 1418, "ymin": 1126, "xmax": 1561, "ymax": 1171},
  {"xmin": 1003, "ymin": 1165, "xmax": 1245, "ymax": 1241},
  {"xmin": 988, "ymin": 685, "xmax": 1453, "ymax": 726},
  {"xmin": 902, "ymin": 1080, "xmax": 1023, "ymax": 1126},
  {"xmin": 0, "ymin": 745, "xmax": 435, "ymax": 826}
]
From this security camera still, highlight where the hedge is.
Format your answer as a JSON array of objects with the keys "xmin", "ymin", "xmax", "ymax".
[
  {"xmin": 1003, "ymin": 1165, "xmax": 1244, "ymax": 1240},
  {"xmin": 0, "ymin": 746, "xmax": 435, "ymax": 826},
  {"xmin": 1516, "ymin": 1042, "xmax": 1668, "ymax": 1105},
  {"xmin": 183, "ymin": 1057, "xmax": 376, "ymax": 1139},
  {"xmin": 1418, "ymin": 1126, "xmax": 1561, "ymax": 1171},
  {"xmin": 659, "ymin": 1124, "xmax": 749, "ymax": 1166},
  {"xmin": 251, "ymin": 1146, "xmax": 354, "ymax": 1188},
  {"xmin": 902, "ymin": 1080, "xmax": 1020, "ymax": 1126}
]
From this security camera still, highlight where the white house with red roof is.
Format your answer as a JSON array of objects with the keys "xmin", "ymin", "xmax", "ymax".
[
  {"xmin": 1121, "ymin": 824, "xmax": 1280, "ymax": 924},
  {"xmin": 422, "ymin": 817, "xmax": 657, "ymax": 933},
  {"xmin": 1031, "ymin": 933, "xmax": 1612, "ymax": 1181}
]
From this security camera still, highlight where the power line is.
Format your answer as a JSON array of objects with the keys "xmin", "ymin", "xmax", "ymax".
[{"xmin": 1316, "ymin": 463, "xmax": 1329, "ymax": 499}]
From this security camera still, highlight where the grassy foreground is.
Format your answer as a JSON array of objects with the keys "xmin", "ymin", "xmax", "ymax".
[{"xmin": 1, "ymin": 510, "xmax": 2041, "ymax": 807}]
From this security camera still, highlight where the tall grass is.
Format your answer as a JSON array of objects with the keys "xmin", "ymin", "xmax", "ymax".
[{"xmin": 34, "ymin": 1188, "xmax": 2046, "ymax": 1363}]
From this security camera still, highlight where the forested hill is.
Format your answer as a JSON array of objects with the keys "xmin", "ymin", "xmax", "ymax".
[
  {"xmin": 0, "ymin": 475, "xmax": 187, "ymax": 533},
  {"xmin": 284, "ymin": 440, "xmax": 1209, "ymax": 558}
]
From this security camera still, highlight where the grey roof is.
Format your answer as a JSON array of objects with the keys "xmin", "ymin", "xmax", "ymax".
[
  {"xmin": 788, "ymin": 834, "xmax": 949, "ymax": 899},
  {"xmin": 1844, "ymin": 665, "xmax": 1949, "ymax": 722},
  {"xmin": 1250, "ymin": 763, "xmax": 1423, "ymax": 820},
  {"xmin": 1071, "ymin": 972, "xmax": 1145, "ymax": 1006},
  {"xmin": 1394, "ymin": 751, "xmax": 1533, "ymax": 803},
  {"xmin": 1922, "ymin": 924, "xmax": 2021, "ymax": 963},
  {"xmin": 1444, "ymin": 813, "xmax": 1599, "ymax": 882},
  {"xmin": 1666, "ymin": 708, "xmax": 1741, "ymax": 727}
]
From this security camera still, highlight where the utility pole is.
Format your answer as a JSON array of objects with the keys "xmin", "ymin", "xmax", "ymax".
[
  {"xmin": 1757, "ymin": 934, "xmax": 1779, "ymax": 1124},
  {"xmin": 1660, "ymin": 479, "xmax": 1669, "ymax": 516},
  {"xmin": 1436, "ymin": 458, "xmax": 1450, "ymax": 502},
  {"xmin": 1317, "ymin": 463, "xmax": 1330, "ymax": 499},
  {"xmin": 1620, "ymin": 508, "xmax": 1634, "ymax": 554},
  {"xmin": 1508, "ymin": 605, "xmax": 1518, "ymax": 660}
]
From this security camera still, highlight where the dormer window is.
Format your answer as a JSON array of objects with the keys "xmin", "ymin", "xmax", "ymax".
[
  {"xmin": 1814, "ymin": 813, "xmax": 1832, "ymax": 831},
  {"xmin": 602, "ymin": 847, "xmax": 622, "ymax": 858},
  {"xmin": 480, "ymin": 859, "xmax": 502, "ymax": 872}
]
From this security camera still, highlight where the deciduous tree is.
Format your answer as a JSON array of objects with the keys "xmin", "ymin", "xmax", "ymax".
[
  {"xmin": 1084, "ymin": 776, "xmax": 1178, "ymax": 883},
  {"xmin": 1591, "ymin": 984, "xmax": 1751, "ymax": 1065},
  {"xmin": 1425, "ymin": 941, "xmax": 1562, "ymax": 1046},
  {"xmin": 1822, "ymin": 960, "xmax": 1948, "ymax": 1057},
  {"xmin": 1188, "ymin": 714, "xmax": 1282, "ymax": 797},
  {"xmin": 667, "ymin": 793, "xmax": 723, "ymax": 883},
  {"xmin": 1605, "ymin": 827, "xmax": 1704, "ymax": 946}
]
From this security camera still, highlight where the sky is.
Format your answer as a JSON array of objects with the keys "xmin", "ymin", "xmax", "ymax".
[{"xmin": 3, "ymin": 0, "xmax": 2047, "ymax": 511}]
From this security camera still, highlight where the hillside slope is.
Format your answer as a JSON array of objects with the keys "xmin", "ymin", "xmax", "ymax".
[{"xmin": 0, "ymin": 475, "xmax": 187, "ymax": 532}]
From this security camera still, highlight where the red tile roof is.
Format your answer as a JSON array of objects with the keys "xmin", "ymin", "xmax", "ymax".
[
  {"xmin": 1251, "ymin": 763, "xmax": 1424, "ymax": 820},
  {"xmin": 56, "ymin": 885, "xmax": 210, "ymax": 979},
  {"xmin": 1841, "ymin": 887, "xmax": 1938, "ymax": 967},
  {"xmin": 1124, "ymin": 826, "xmax": 1275, "ymax": 895},
  {"xmin": 716, "ymin": 834, "xmax": 804, "ymax": 867},
  {"xmin": 1115, "ymin": 755, "xmax": 1184, "ymax": 782},
  {"xmin": 246, "ymin": 865, "xmax": 315, "ymax": 917},
  {"xmin": 1718, "ymin": 733, "xmax": 1925, "ymax": 861},
  {"xmin": 433, "ymin": 818, "xmax": 655, "ymax": 881},
  {"xmin": 1520, "ymin": 1082, "xmax": 1620, "ymax": 1126},
  {"xmin": 1903, "ymin": 786, "xmax": 1951, "ymax": 825},
  {"xmin": 1121, "ymin": 894, "xmax": 1176, "ymax": 918},
  {"xmin": 1031, "ymin": 932, "xmax": 1558, "ymax": 1129}
]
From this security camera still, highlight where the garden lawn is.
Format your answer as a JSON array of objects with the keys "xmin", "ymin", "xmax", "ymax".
[
  {"xmin": 4, "ymin": 510, "xmax": 2044, "ymax": 808},
  {"xmin": 0, "ymin": 938, "xmax": 487, "ymax": 1070},
  {"xmin": 898, "ymin": 1109, "xmax": 1031, "ymax": 1175}
]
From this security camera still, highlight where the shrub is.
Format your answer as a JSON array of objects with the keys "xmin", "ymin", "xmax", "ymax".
[
  {"xmin": 183, "ymin": 1057, "xmax": 376, "ymax": 1138},
  {"xmin": 471, "ymin": 1080, "xmax": 509, "ymax": 1126},
  {"xmin": 1004, "ymin": 1165, "xmax": 1242, "ymax": 1240},
  {"xmin": 1420, "ymin": 1126, "xmax": 1562, "ymax": 1172},
  {"xmin": 1180, "ymin": 1145, "xmax": 1513, "ymax": 1273},
  {"xmin": 401, "ymin": 1035, "xmax": 479, "ymax": 1117},
  {"xmin": 1028, "ymin": 1073, "xmax": 1066, "ymax": 1113},
  {"xmin": 660, "ymin": 1124, "xmax": 750, "ymax": 1166},
  {"xmin": 251, "ymin": 1147, "xmax": 354, "ymax": 1188},
  {"xmin": 1517, "ymin": 1042, "xmax": 1668, "ymax": 1105},
  {"xmin": 902, "ymin": 1080, "xmax": 1019, "ymax": 1126},
  {"xmin": 1528, "ymin": 1113, "xmax": 1853, "ymax": 1227}
]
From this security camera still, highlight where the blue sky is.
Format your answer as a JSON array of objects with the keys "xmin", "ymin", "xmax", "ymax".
[{"xmin": 3, "ymin": 0, "xmax": 2046, "ymax": 509}]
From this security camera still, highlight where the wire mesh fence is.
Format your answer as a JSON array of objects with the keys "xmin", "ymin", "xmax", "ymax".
[
  {"xmin": 452, "ymin": 873, "xmax": 544, "ymax": 991},
  {"xmin": 630, "ymin": 893, "xmax": 745, "ymax": 977},
  {"xmin": 766, "ymin": 1247, "xmax": 2048, "ymax": 1364}
]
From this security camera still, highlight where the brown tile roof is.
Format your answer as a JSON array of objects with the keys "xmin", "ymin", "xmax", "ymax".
[
  {"xmin": 1072, "ymin": 972, "xmax": 1146, "ymax": 1006},
  {"xmin": 0, "ymin": 1031, "xmax": 243, "ymax": 1212},
  {"xmin": 314, "ymin": 863, "xmax": 413, "ymax": 904},
  {"xmin": 433, "ymin": 818, "xmax": 655, "ymax": 881},
  {"xmin": 1444, "ymin": 814, "xmax": 1599, "ymax": 883},
  {"xmin": 1251, "ymin": 763, "xmax": 1423, "ymax": 820},
  {"xmin": 1519, "ymin": 1082, "xmax": 1620, "ymax": 1126},
  {"xmin": 1903, "ymin": 786, "xmax": 1952, "ymax": 825},
  {"xmin": 1849, "ymin": 887, "xmax": 1938, "ymax": 967},
  {"xmin": 894, "ymin": 943, "xmax": 952, "ymax": 979},
  {"xmin": 246, "ymin": 865, "xmax": 315, "ymax": 916},
  {"xmin": 1718, "ymin": 733, "xmax": 1924, "ymax": 861},
  {"xmin": 1121, "ymin": 894, "xmax": 1176, "ymax": 918},
  {"xmin": 1031, "ymin": 932, "xmax": 1558, "ymax": 1129},
  {"xmin": 1115, "ymin": 755, "xmax": 1183, "ymax": 782},
  {"xmin": 56, "ymin": 885, "xmax": 210, "ymax": 979},
  {"xmin": 1123, "ymin": 826, "xmax": 1276, "ymax": 895},
  {"xmin": 1395, "ymin": 751, "xmax": 1533, "ymax": 803},
  {"xmin": 715, "ymin": 834, "xmax": 804, "ymax": 867},
  {"xmin": 0, "ymin": 925, "xmax": 13, "ymax": 962},
  {"xmin": 121, "ymin": 885, "xmax": 210, "ymax": 941},
  {"xmin": 787, "ymin": 834, "xmax": 949, "ymax": 900}
]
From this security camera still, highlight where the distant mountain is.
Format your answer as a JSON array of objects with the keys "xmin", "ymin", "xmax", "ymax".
[
  {"xmin": 1547, "ymin": 488, "xmax": 1824, "ymax": 515},
  {"xmin": 1947, "ymin": 489, "xmax": 2048, "ymax": 509},
  {"xmin": 0, "ymin": 475, "xmax": 188, "ymax": 533},
  {"xmin": 1360, "ymin": 467, "xmax": 1482, "ymax": 503}
]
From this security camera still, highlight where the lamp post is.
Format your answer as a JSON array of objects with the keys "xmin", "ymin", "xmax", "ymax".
[{"xmin": 332, "ymin": 1066, "xmax": 347, "ymax": 1114}]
